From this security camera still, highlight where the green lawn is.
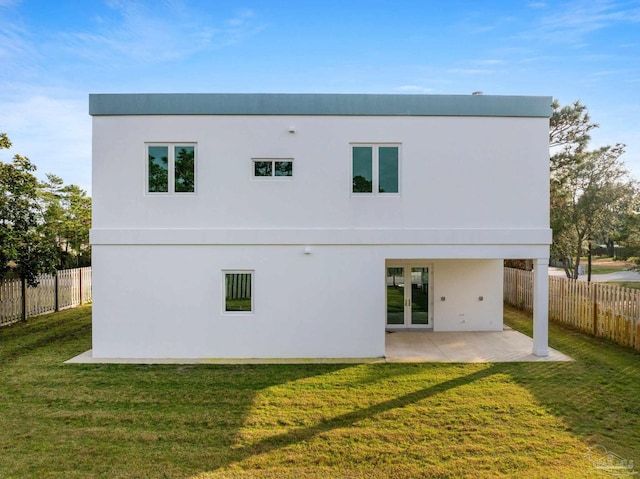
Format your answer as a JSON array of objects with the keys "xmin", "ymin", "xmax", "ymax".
[
  {"xmin": 589, "ymin": 265, "xmax": 628, "ymax": 274},
  {"xmin": 1, "ymin": 305, "xmax": 639, "ymax": 478},
  {"xmin": 578, "ymin": 258, "xmax": 630, "ymax": 275}
]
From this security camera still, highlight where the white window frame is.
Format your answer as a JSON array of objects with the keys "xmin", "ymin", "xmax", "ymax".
[
  {"xmin": 222, "ymin": 270, "xmax": 254, "ymax": 315},
  {"xmin": 350, "ymin": 143, "xmax": 401, "ymax": 196},
  {"xmin": 251, "ymin": 158, "xmax": 294, "ymax": 179},
  {"xmin": 145, "ymin": 143, "xmax": 197, "ymax": 194}
]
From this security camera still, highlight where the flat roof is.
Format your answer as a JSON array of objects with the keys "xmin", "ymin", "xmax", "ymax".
[{"xmin": 89, "ymin": 93, "xmax": 552, "ymax": 117}]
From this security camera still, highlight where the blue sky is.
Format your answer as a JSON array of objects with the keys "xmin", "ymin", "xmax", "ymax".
[{"xmin": 1, "ymin": 0, "xmax": 639, "ymax": 193}]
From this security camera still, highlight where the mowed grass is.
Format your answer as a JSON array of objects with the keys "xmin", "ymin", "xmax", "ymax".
[
  {"xmin": 589, "ymin": 265, "xmax": 628, "ymax": 274},
  {"xmin": 582, "ymin": 257, "xmax": 632, "ymax": 275},
  {"xmin": 0, "ymin": 306, "xmax": 639, "ymax": 478}
]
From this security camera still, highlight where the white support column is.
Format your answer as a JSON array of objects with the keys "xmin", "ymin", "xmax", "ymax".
[{"xmin": 533, "ymin": 257, "xmax": 549, "ymax": 356}]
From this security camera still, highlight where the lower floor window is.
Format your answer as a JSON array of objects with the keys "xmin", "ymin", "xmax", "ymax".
[{"xmin": 224, "ymin": 271, "xmax": 253, "ymax": 312}]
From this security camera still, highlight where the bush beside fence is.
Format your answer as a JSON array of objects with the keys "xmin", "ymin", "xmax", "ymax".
[
  {"xmin": 0, "ymin": 267, "xmax": 91, "ymax": 326},
  {"xmin": 504, "ymin": 267, "xmax": 640, "ymax": 352}
]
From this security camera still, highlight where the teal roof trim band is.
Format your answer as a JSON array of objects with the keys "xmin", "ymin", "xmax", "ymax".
[{"xmin": 89, "ymin": 93, "xmax": 552, "ymax": 117}]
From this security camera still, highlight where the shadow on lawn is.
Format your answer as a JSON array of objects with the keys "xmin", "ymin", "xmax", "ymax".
[
  {"xmin": 208, "ymin": 364, "xmax": 501, "ymax": 473},
  {"xmin": 0, "ymin": 306, "xmax": 91, "ymax": 367},
  {"xmin": 503, "ymin": 305, "xmax": 640, "ymax": 467},
  {"xmin": 4, "ymin": 305, "xmax": 639, "ymax": 477},
  {"xmin": 0, "ymin": 308, "xmax": 362, "ymax": 477},
  {"xmin": 499, "ymin": 360, "xmax": 640, "ymax": 472},
  {"xmin": 201, "ymin": 310, "xmax": 640, "ymax": 476}
]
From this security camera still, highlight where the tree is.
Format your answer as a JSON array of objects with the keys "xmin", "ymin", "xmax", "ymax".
[
  {"xmin": 59, "ymin": 184, "xmax": 92, "ymax": 267},
  {"xmin": 506, "ymin": 100, "xmax": 599, "ymax": 272},
  {"xmin": 0, "ymin": 135, "xmax": 57, "ymax": 286},
  {"xmin": 39, "ymin": 175, "xmax": 92, "ymax": 268},
  {"xmin": 549, "ymin": 99, "xmax": 598, "ymax": 175},
  {"xmin": 39, "ymin": 174, "xmax": 66, "ymax": 263},
  {"xmin": 548, "ymin": 100, "xmax": 637, "ymax": 279},
  {"xmin": 614, "ymin": 211, "xmax": 640, "ymax": 260},
  {"xmin": 353, "ymin": 175, "xmax": 373, "ymax": 193},
  {"xmin": 148, "ymin": 150, "xmax": 168, "ymax": 192},
  {"xmin": 551, "ymin": 143, "xmax": 636, "ymax": 279},
  {"xmin": 0, "ymin": 133, "xmax": 10, "ymax": 150},
  {"xmin": 174, "ymin": 147, "xmax": 194, "ymax": 192}
]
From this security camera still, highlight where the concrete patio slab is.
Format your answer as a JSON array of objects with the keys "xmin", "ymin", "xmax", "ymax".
[
  {"xmin": 65, "ymin": 351, "xmax": 383, "ymax": 364},
  {"xmin": 66, "ymin": 328, "xmax": 572, "ymax": 364},
  {"xmin": 385, "ymin": 327, "xmax": 573, "ymax": 363}
]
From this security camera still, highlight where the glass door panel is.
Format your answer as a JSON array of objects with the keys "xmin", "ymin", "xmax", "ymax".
[
  {"xmin": 387, "ymin": 266, "xmax": 431, "ymax": 328},
  {"xmin": 386, "ymin": 267, "xmax": 405, "ymax": 325},
  {"xmin": 411, "ymin": 267, "xmax": 429, "ymax": 325}
]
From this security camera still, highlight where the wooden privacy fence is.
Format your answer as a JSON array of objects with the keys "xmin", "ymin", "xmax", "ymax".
[
  {"xmin": 0, "ymin": 267, "xmax": 91, "ymax": 327},
  {"xmin": 504, "ymin": 267, "xmax": 640, "ymax": 351},
  {"xmin": 225, "ymin": 272, "xmax": 252, "ymax": 300}
]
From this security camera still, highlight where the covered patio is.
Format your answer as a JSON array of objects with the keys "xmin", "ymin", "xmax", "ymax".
[{"xmin": 385, "ymin": 327, "xmax": 572, "ymax": 363}]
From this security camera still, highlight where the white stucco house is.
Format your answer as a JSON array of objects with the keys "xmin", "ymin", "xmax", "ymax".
[{"xmin": 89, "ymin": 93, "xmax": 552, "ymax": 360}]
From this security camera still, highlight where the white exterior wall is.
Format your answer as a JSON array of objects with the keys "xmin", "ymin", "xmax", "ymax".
[
  {"xmin": 92, "ymin": 245, "xmax": 385, "ymax": 358},
  {"xmin": 92, "ymin": 115, "xmax": 549, "ymax": 231},
  {"xmin": 91, "ymin": 105, "xmax": 550, "ymax": 359},
  {"xmin": 92, "ymin": 245, "xmax": 502, "ymax": 359},
  {"xmin": 430, "ymin": 259, "xmax": 503, "ymax": 332}
]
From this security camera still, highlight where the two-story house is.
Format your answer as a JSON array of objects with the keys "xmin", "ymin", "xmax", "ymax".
[{"xmin": 89, "ymin": 93, "xmax": 552, "ymax": 360}]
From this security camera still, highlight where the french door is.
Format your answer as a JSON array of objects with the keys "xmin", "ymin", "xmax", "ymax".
[{"xmin": 386, "ymin": 265, "xmax": 432, "ymax": 328}]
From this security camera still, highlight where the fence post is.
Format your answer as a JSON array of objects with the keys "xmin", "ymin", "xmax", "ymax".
[
  {"xmin": 79, "ymin": 268, "xmax": 83, "ymax": 305},
  {"xmin": 54, "ymin": 272, "xmax": 59, "ymax": 312},
  {"xmin": 592, "ymin": 283, "xmax": 598, "ymax": 336},
  {"xmin": 21, "ymin": 277, "xmax": 27, "ymax": 321}
]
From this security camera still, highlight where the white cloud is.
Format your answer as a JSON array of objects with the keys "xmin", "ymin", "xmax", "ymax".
[
  {"xmin": 473, "ymin": 59, "xmax": 507, "ymax": 66},
  {"xmin": 588, "ymin": 68, "xmax": 630, "ymax": 77},
  {"xmin": 58, "ymin": 1, "xmax": 265, "ymax": 63},
  {"xmin": 0, "ymin": 19, "xmax": 40, "ymax": 79},
  {"xmin": 460, "ymin": 13, "xmax": 518, "ymax": 35},
  {"xmin": 471, "ymin": 24, "xmax": 496, "ymax": 34},
  {"xmin": 0, "ymin": 23, "xmax": 26, "ymax": 61},
  {"xmin": 446, "ymin": 68, "xmax": 494, "ymax": 75},
  {"xmin": 532, "ymin": 0, "xmax": 640, "ymax": 45}
]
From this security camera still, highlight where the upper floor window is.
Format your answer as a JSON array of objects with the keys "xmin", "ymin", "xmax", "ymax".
[
  {"xmin": 352, "ymin": 144, "xmax": 400, "ymax": 194},
  {"xmin": 253, "ymin": 158, "xmax": 293, "ymax": 178},
  {"xmin": 147, "ymin": 144, "xmax": 196, "ymax": 193}
]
